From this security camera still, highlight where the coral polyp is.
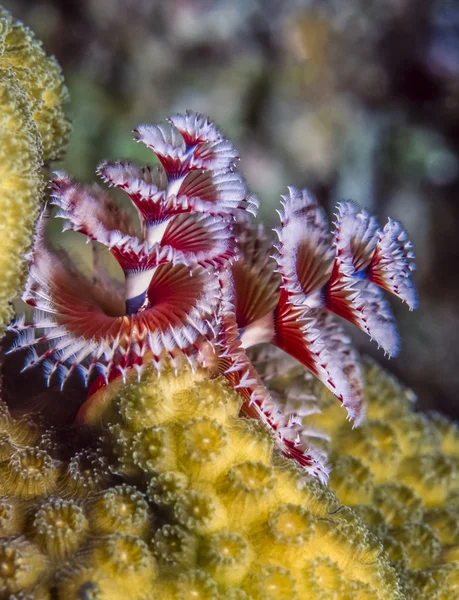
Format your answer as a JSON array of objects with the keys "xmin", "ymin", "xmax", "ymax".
[
  {"xmin": 0, "ymin": 447, "xmax": 59, "ymax": 498},
  {"xmin": 0, "ymin": 536, "xmax": 46, "ymax": 595},
  {"xmin": 88, "ymin": 484, "xmax": 152, "ymax": 537},
  {"xmin": 33, "ymin": 498, "xmax": 88, "ymax": 560}
]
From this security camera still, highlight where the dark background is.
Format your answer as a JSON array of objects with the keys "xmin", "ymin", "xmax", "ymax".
[{"xmin": 4, "ymin": 0, "xmax": 459, "ymax": 420}]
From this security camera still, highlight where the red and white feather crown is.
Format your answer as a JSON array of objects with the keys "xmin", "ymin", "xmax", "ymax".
[{"xmin": 9, "ymin": 112, "xmax": 417, "ymax": 483}]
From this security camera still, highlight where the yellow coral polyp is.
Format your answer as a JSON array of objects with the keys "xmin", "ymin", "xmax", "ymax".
[
  {"xmin": 302, "ymin": 557, "xmax": 346, "ymax": 598},
  {"xmin": 174, "ymin": 569, "xmax": 219, "ymax": 600},
  {"xmin": 221, "ymin": 461, "xmax": 277, "ymax": 528},
  {"xmin": 60, "ymin": 533, "xmax": 159, "ymax": 599},
  {"xmin": 91, "ymin": 533, "xmax": 157, "ymax": 577},
  {"xmin": 373, "ymin": 482, "xmax": 423, "ymax": 527},
  {"xmin": 245, "ymin": 565, "xmax": 298, "ymax": 600},
  {"xmin": 171, "ymin": 376, "xmax": 242, "ymax": 425},
  {"xmin": 131, "ymin": 426, "xmax": 177, "ymax": 474},
  {"xmin": 424, "ymin": 507, "xmax": 459, "ymax": 546},
  {"xmin": 0, "ymin": 497, "xmax": 24, "ymax": 536},
  {"xmin": 118, "ymin": 381, "xmax": 169, "ymax": 430},
  {"xmin": 153, "ymin": 524, "xmax": 198, "ymax": 568},
  {"xmin": 0, "ymin": 536, "xmax": 46, "ymax": 595},
  {"xmin": 390, "ymin": 413, "xmax": 440, "ymax": 457},
  {"xmin": 258, "ymin": 503, "xmax": 316, "ymax": 569},
  {"xmin": 178, "ymin": 417, "xmax": 231, "ymax": 481},
  {"xmin": 174, "ymin": 489, "xmax": 228, "ymax": 534},
  {"xmin": 389, "ymin": 522, "xmax": 441, "ymax": 570},
  {"xmin": 338, "ymin": 421, "xmax": 401, "ymax": 482},
  {"xmin": 329, "ymin": 455, "xmax": 374, "ymax": 506},
  {"xmin": 1, "ymin": 447, "xmax": 59, "ymax": 498},
  {"xmin": 33, "ymin": 498, "xmax": 88, "ymax": 560},
  {"xmin": 147, "ymin": 471, "xmax": 189, "ymax": 506},
  {"xmin": 353, "ymin": 505, "xmax": 388, "ymax": 540},
  {"xmin": 199, "ymin": 531, "xmax": 252, "ymax": 586},
  {"xmin": 268, "ymin": 503, "xmax": 315, "ymax": 545},
  {"xmin": 88, "ymin": 484, "xmax": 152, "ymax": 538},
  {"xmin": 397, "ymin": 454, "xmax": 456, "ymax": 507},
  {"xmin": 60, "ymin": 448, "xmax": 112, "ymax": 498},
  {"xmin": 228, "ymin": 460, "xmax": 275, "ymax": 494}
]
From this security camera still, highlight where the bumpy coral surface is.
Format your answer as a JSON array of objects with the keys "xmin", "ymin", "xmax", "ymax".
[
  {"xmin": 0, "ymin": 8, "xmax": 70, "ymax": 162},
  {"xmin": 0, "ymin": 360, "xmax": 457, "ymax": 599},
  {"xmin": 0, "ymin": 372, "xmax": 404, "ymax": 599},
  {"xmin": 257, "ymin": 351, "xmax": 459, "ymax": 600},
  {"xmin": 0, "ymin": 8, "xmax": 69, "ymax": 333}
]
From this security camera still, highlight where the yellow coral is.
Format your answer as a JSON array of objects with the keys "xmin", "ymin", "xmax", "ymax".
[
  {"xmin": 265, "ymin": 356, "xmax": 459, "ymax": 600},
  {"xmin": 91, "ymin": 365, "xmax": 402, "ymax": 600},
  {"xmin": 0, "ymin": 75, "xmax": 43, "ymax": 331},
  {"xmin": 0, "ymin": 361, "xmax": 436, "ymax": 598},
  {"xmin": 0, "ymin": 8, "xmax": 69, "ymax": 333},
  {"xmin": 0, "ymin": 8, "xmax": 70, "ymax": 161}
]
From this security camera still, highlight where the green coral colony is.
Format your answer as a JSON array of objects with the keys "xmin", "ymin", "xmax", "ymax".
[{"xmin": 0, "ymin": 6, "xmax": 457, "ymax": 600}]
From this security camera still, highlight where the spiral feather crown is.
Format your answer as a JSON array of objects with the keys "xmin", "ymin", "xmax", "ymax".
[{"xmin": 9, "ymin": 112, "xmax": 416, "ymax": 480}]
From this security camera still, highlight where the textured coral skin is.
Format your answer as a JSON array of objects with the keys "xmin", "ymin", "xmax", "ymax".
[
  {"xmin": 0, "ymin": 8, "xmax": 70, "ymax": 162},
  {"xmin": 1, "ymin": 362, "xmax": 456, "ymax": 598},
  {"xmin": 257, "ymin": 351, "xmax": 459, "ymax": 600},
  {"xmin": 0, "ymin": 8, "xmax": 69, "ymax": 333},
  {"xmin": 0, "ymin": 75, "xmax": 43, "ymax": 333},
  {"xmin": 0, "ymin": 372, "xmax": 403, "ymax": 599}
]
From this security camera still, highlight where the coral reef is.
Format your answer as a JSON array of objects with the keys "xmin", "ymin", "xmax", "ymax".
[{"xmin": 0, "ymin": 8, "xmax": 69, "ymax": 333}]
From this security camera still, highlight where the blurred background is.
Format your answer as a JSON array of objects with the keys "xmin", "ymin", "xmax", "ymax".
[{"xmin": 4, "ymin": 0, "xmax": 459, "ymax": 419}]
